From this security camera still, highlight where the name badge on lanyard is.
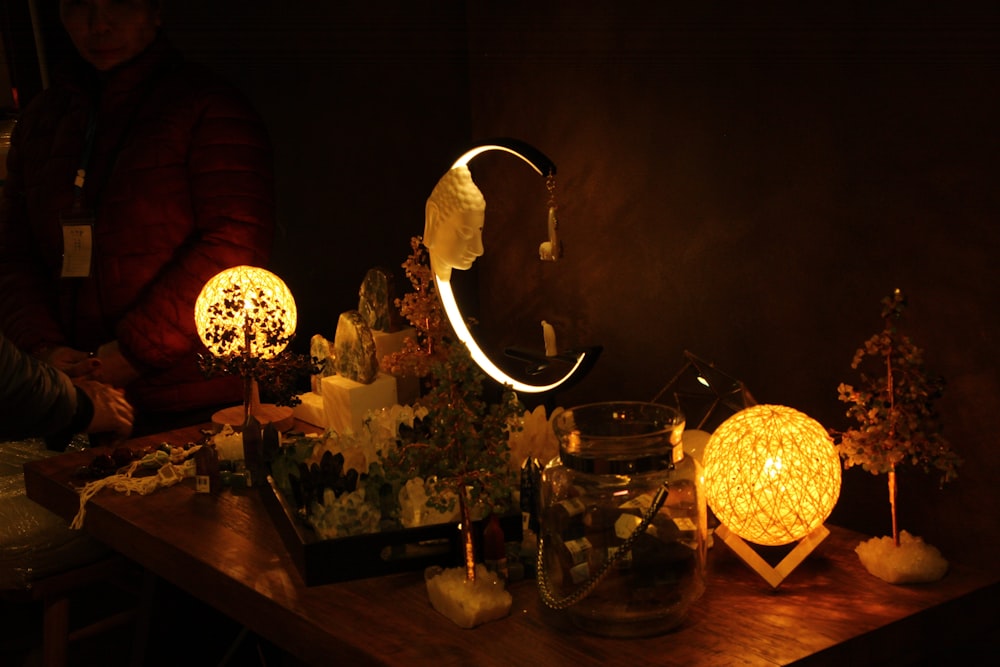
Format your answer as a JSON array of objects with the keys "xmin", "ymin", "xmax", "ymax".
[
  {"xmin": 62, "ymin": 104, "xmax": 98, "ymax": 279},
  {"xmin": 60, "ymin": 208, "xmax": 95, "ymax": 278}
]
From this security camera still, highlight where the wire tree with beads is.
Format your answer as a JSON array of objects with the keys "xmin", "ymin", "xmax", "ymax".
[
  {"xmin": 835, "ymin": 289, "xmax": 962, "ymax": 548},
  {"xmin": 383, "ymin": 236, "xmax": 522, "ymax": 582}
]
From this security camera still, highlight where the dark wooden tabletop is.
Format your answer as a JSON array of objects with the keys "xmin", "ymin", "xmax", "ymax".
[{"xmin": 22, "ymin": 422, "xmax": 999, "ymax": 667}]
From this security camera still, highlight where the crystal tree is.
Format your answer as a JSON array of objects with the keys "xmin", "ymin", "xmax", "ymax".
[
  {"xmin": 381, "ymin": 236, "xmax": 451, "ymax": 383},
  {"xmin": 383, "ymin": 237, "xmax": 522, "ymax": 582},
  {"xmin": 835, "ymin": 289, "xmax": 962, "ymax": 549},
  {"xmin": 389, "ymin": 344, "xmax": 520, "ymax": 579}
]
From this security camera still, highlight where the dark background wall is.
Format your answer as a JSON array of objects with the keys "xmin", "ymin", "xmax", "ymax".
[
  {"xmin": 460, "ymin": 1, "xmax": 1000, "ymax": 571},
  {"xmin": 5, "ymin": 1, "xmax": 998, "ymax": 571},
  {"xmin": 160, "ymin": 0, "xmax": 476, "ymax": 346}
]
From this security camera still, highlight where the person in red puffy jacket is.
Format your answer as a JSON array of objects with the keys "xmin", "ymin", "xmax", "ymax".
[{"xmin": 0, "ymin": 0, "xmax": 275, "ymax": 434}]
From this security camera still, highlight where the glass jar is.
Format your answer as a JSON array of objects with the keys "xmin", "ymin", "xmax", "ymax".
[{"xmin": 537, "ymin": 402, "xmax": 706, "ymax": 637}]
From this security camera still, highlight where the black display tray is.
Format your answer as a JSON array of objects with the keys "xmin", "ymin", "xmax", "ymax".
[{"xmin": 260, "ymin": 475, "xmax": 522, "ymax": 585}]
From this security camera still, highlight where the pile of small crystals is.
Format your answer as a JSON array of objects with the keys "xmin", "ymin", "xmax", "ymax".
[
  {"xmin": 855, "ymin": 531, "xmax": 948, "ymax": 584},
  {"xmin": 425, "ymin": 564, "xmax": 513, "ymax": 629}
]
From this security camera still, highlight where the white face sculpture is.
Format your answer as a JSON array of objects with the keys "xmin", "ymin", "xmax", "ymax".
[{"xmin": 424, "ymin": 166, "xmax": 487, "ymax": 282}]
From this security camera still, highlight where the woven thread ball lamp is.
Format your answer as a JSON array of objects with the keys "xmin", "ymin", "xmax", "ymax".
[
  {"xmin": 195, "ymin": 265, "xmax": 297, "ymax": 430},
  {"xmin": 703, "ymin": 404, "xmax": 841, "ymax": 587}
]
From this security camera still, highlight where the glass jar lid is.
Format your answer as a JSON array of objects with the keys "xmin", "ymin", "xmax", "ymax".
[{"xmin": 553, "ymin": 402, "xmax": 685, "ymax": 474}]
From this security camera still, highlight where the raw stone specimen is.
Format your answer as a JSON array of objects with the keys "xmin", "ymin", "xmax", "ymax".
[
  {"xmin": 333, "ymin": 310, "xmax": 379, "ymax": 384},
  {"xmin": 358, "ymin": 266, "xmax": 402, "ymax": 333},
  {"xmin": 288, "ymin": 450, "xmax": 359, "ymax": 512},
  {"xmin": 309, "ymin": 334, "xmax": 336, "ymax": 393}
]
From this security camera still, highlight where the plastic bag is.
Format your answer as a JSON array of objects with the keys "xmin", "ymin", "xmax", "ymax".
[{"xmin": 0, "ymin": 438, "xmax": 109, "ymax": 591}]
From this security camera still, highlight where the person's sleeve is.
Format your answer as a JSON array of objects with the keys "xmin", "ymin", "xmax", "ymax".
[
  {"xmin": 115, "ymin": 84, "xmax": 275, "ymax": 369},
  {"xmin": 0, "ymin": 334, "xmax": 78, "ymax": 441},
  {"xmin": 44, "ymin": 385, "xmax": 94, "ymax": 451}
]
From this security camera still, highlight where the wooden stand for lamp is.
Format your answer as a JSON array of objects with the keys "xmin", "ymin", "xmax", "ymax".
[
  {"xmin": 715, "ymin": 523, "xmax": 831, "ymax": 588},
  {"xmin": 211, "ymin": 379, "xmax": 294, "ymax": 432}
]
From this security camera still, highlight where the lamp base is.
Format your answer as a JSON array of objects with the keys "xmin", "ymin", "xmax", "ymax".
[
  {"xmin": 716, "ymin": 523, "xmax": 830, "ymax": 588},
  {"xmin": 212, "ymin": 404, "xmax": 295, "ymax": 433}
]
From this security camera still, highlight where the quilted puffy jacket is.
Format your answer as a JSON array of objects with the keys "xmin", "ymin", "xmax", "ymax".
[{"xmin": 0, "ymin": 33, "xmax": 275, "ymax": 416}]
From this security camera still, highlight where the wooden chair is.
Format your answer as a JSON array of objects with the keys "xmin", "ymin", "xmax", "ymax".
[{"xmin": 4, "ymin": 553, "xmax": 153, "ymax": 667}]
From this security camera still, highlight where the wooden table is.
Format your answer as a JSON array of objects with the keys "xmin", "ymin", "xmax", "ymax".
[{"xmin": 22, "ymin": 423, "xmax": 999, "ymax": 666}]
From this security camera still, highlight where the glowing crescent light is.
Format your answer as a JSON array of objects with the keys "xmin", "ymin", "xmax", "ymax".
[
  {"xmin": 451, "ymin": 142, "xmax": 549, "ymax": 175},
  {"xmin": 436, "ymin": 277, "xmax": 588, "ymax": 393},
  {"xmin": 434, "ymin": 139, "xmax": 596, "ymax": 394}
]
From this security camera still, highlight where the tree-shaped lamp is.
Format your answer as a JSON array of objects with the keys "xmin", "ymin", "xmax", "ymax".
[
  {"xmin": 195, "ymin": 265, "xmax": 297, "ymax": 432},
  {"xmin": 702, "ymin": 404, "xmax": 842, "ymax": 587}
]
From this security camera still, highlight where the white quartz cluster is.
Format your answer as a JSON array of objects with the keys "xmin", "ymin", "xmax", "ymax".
[
  {"xmin": 506, "ymin": 405, "xmax": 562, "ymax": 474},
  {"xmin": 212, "ymin": 425, "xmax": 244, "ymax": 462},
  {"xmin": 398, "ymin": 477, "xmax": 459, "ymax": 528},
  {"xmin": 308, "ymin": 487, "xmax": 381, "ymax": 540},
  {"xmin": 425, "ymin": 564, "xmax": 513, "ymax": 628},
  {"xmin": 855, "ymin": 531, "xmax": 949, "ymax": 584}
]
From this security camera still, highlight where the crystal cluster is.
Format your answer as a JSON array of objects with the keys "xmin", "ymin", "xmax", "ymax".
[
  {"xmin": 425, "ymin": 564, "xmax": 512, "ymax": 629},
  {"xmin": 855, "ymin": 531, "xmax": 948, "ymax": 583}
]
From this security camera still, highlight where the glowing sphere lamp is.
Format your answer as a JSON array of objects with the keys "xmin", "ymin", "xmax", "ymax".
[
  {"xmin": 703, "ymin": 404, "xmax": 841, "ymax": 587},
  {"xmin": 195, "ymin": 265, "xmax": 297, "ymax": 431}
]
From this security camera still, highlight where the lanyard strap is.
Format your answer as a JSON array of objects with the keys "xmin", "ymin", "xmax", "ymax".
[
  {"xmin": 71, "ymin": 61, "xmax": 176, "ymax": 214},
  {"xmin": 73, "ymin": 104, "xmax": 98, "ymax": 212}
]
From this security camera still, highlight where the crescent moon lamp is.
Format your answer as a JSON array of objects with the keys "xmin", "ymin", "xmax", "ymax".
[{"xmin": 432, "ymin": 138, "xmax": 599, "ymax": 395}]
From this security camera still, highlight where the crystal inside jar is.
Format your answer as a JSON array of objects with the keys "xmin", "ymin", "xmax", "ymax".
[{"xmin": 537, "ymin": 402, "xmax": 706, "ymax": 637}]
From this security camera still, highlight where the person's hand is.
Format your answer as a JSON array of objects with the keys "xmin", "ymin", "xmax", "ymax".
[
  {"xmin": 95, "ymin": 340, "xmax": 141, "ymax": 388},
  {"xmin": 76, "ymin": 379, "xmax": 134, "ymax": 443},
  {"xmin": 42, "ymin": 345, "xmax": 101, "ymax": 379}
]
